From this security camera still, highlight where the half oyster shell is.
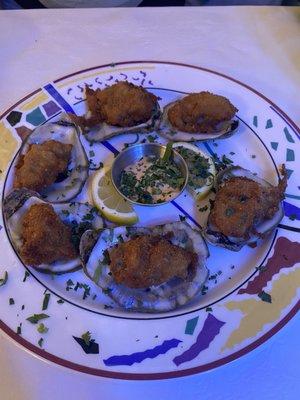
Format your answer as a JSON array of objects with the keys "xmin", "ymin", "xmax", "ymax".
[
  {"xmin": 204, "ymin": 166, "xmax": 285, "ymax": 251},
  {"xmin": 157, "ymin": 99, "xmax": 239, "ymax": 142},
  {"xmin": 80, "ymin": 102, "xmax": 161, "ymax": 143},
  {"xmin": 12, "ymin": 121, "xmax": 88, "ymax": 203},
  {"xmin": 80, "ymin": 222, "xmax": 209, "ymax": 312},
  {"xmin": 4, "ymin": 189, "xmax": 103, "ymax": 274}
]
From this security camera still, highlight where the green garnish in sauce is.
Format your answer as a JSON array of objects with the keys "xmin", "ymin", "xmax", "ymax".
[{"xmin": 119, "ymin": 143, "xmax": 184, "ymax": 204}]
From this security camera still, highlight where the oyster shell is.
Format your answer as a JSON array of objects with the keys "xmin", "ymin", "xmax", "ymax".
[
  {"xmin": 80, "ymin": 222, "xmax": 209, "ymax": 312},
  {"xmin": 80, "ymin": 103, "xmax": 161, "ymax": 143},
  {"xmin": 204, "ymin": 166, "xmax": 285, "ymax": 251},
  {"xmin": 4, "ymin": 188, "xmax": 103, "ymax": 274},
  {"xmin": 157, "ymin": 99, "xmax": 239, "ymax": 142},
  {"xmin": 12, "ymin": 121, "xmax": 88, "ymax": 203}
]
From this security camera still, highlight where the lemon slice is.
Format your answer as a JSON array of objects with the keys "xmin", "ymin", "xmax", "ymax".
[
  {"xmin": 91, "ymin": 167, "xmax": 138, "ymax": 225},
  {"xmin": 173, "ymin": 142, "xmax": 216, "ymax": 200}
]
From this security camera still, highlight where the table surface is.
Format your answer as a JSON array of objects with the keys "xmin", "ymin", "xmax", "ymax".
[{"xmin": 0, "ymin": 6, "xmax": 299, "ymax": 400}]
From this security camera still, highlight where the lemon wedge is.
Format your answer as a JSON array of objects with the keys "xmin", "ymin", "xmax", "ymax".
[
  {"xmin": 91, "ymin": 167, "xmax": 138, "ymax": 225},
  {"xmin": 173, "ymin": 142, "xmax": 216, "ymax": 200}
]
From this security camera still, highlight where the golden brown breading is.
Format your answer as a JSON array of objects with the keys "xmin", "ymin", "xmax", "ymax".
[
  {"xmin": 72, "ymin": 82, "xmax": 157, "ymax": 129},
  {"xmin": 109, "ymin": 235, "xmax": 197, "ymax": 288},
  {"xmin": 14, "ymin": 140, "xmax": 72, "ymax": 192},
  {"xmin": 210, "ymin": 173, "xmax": 287, "ymax": 239},
  {"xmin": 20, "ymin": 203, "xmax": 77, "ymax": 266},
  {"xmin": 168, "ymin": 91, "xmax": 237, "ymax": 133}
]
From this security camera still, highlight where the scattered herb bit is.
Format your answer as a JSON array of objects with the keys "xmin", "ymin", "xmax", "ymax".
[
  {"xmin": 26, "ymin": 313, "xmax": 50, "ymax": 324},
  {"xmin": 289, "ymin": 214, "xmax": 297, "ymax": 221},
  {"xmin": 22, "ymin": 271, "xmax": 30, "ymax": 282},
  {"xmin": 179, "ymin": 215, "xmax": 186, "ymax": 222},
  {"xmin": 92, "ymin": 294, "xmax": 97, "ymax": 300},
  {"xmin": 201, "ymin": 285, "xmax": 208, "ymax": 295},
  {"xmin": 225, "ymin": 207, "xmax": 234, "ymax": 217},
  {"xmin": 251, "ymin": 154, "xmax": 256, "ymax": 159},
  {"xmin": 221, "ymin": 155, "xmax": 233, "ymax": 165},
  {"xmin": 258, "ymin": 291, "xmax": 272, "ymax": 303},
  {"xmin": 147, "ymin": 134, "xmax": 158, "ymax": 143},
  {"xmin": 206, "ymin": 307, "xmax": 213, "ymax": 312},
  {"xmin": 9, "ymin": 298, "xmax": 15, "ymax": 305},
  {"xmin": 102, "ymin": 249, "xmax": 111, "ymax": 265},
  {"xmin": 198, "ymin": 205, "xmax": 208, "ymax": 212},
  {"xmin": 17, "ymin": 323, "xmax": 22, "ymax": 335},
  {"xmin": 229, "ymin": 151, "xmax": 235, "ymax": 156},
  {"xmin": 0, "ymin": 271, "xmax": 8, "ymax": 287},
  {"xmin": 230, "ymin": 265, "xmax": 235, "ymax": 269},
  {"xmin": 57, "ymin": 299, "xmax": 64, "ymax": 304},
  {"xmin": 21, "ymin": 305, "xmax": 25, "ymax": 310},
  {"xmin": 42, "ymin": 293, "xmax": 50, "ymax": 311},
  {"xmin": 66, "ymin": 279, "xmax": 74, "ymax": 291},
  {"xmin": 89, "ymin": 150, "xmax": 95, "ymax": 157},
  {"xmin": 37, "ymin": 323, "xmax": 49, "ymax": 334},
  {"xmin": 102, "ymin": 287, "xmax": 112, "ymax": 295},
  {"xmin": 81, "ymin": 331, "xmax": 92, "ymax": 346},
  {"xmin": 73, "ymin": 282, "xmax": 91, "ymax": 300},
  {"xmin": 38, "ymin": 338, "xmax": 44, "ymax": 348},
  {"xmin": 61, "ymin": 209, "xmax": 70, "ymax": 217},
  {"xmin": 104, "ymin": 304, "xmax": 113, "ymax": 309},
  {"xmin": 117, "ymin": 234, "xmax": 124, "ymax": 243},
  {"xmin": 154, "ymin": 335, "xmax": 159, "ymax": 338}
]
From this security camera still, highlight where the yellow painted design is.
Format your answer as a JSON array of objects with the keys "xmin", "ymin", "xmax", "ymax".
[
  {"xmin": 57, "ymin": 65, "xmax": 155, "ymax": 89},
  {"xmin": 223, "ymin": 268, "xmax": 300, "ymax": 350},
  {"xmin": 20, "ymin": 92, "xmax": 48, "ymax": 111},
  {"xmin": 0, "ymin": 122, "xmax": 19, "ymax": 177}
]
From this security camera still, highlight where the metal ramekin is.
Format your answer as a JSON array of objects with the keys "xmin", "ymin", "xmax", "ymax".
[{"xmin": 111, "ymin": 143, "xmax": 189, "ymax": 206}]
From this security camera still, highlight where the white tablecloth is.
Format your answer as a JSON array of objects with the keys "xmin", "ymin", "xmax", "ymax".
[{"xmin": 0, "ymin": 6, "xmax": 299, "ymax": 400}]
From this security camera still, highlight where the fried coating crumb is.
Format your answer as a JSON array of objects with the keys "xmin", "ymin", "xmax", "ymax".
[
  {"xmin": 20, "ymin": 203, "xmax": 77, "ymax": 266},
  {"xmin": 70, "ymin": 82, "xmax": 157, "ymax": 129},
  {"xmin": 109, "ymin": 235, "xmax": 197, "ymax": 289},
  {"xmin": 210, "ymin": 170, "xmax": 287, "ymax": 239},
  {"xmin": 168, "ymin": 91, "xmax": 238, "ymax": 133},
  {"xmin": 14, "ymin": 140, "xmax": 72, "ymax": 192}
]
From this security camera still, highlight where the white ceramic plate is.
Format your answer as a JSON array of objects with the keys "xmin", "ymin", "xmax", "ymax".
[{"xmin": 0, "ymin": 61, "xmax": 299, "ymax": 379}]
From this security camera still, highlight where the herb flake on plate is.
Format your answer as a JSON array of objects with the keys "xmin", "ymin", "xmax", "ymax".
[{"xmin": 26, "ymin": 313, "xmax": 50, "ymax": 324}]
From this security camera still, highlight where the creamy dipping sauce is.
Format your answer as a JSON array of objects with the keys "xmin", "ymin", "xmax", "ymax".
[{"xmin": 119, "ymin": 155, "xmax": 185, "ymax": 204}]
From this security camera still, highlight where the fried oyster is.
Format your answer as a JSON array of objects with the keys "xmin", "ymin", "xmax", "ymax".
[
  {"xmin": 109, "ymin": 235, "xmax": 197, "ymax": 289},
  {"xmin": 72, "ymin": 81, "xmax": 159, "ymax": 129},
  {"xmin": 205, "ymin": 166, "xmax": 287, "ymax": 250},
  {"xmin": 12, "ymin": 122, "xmax": 88, "ymax": 203},
  {"xmin": 20, "ymin": 203, "xmax": 77, "ymax": 266},
  {"xmin": 14, "ymin": 140, "xmax": 72, "ymax": 193},
  {"xmin": 159, "ymin": 91, "xmax": 239, "ymax": 141},
  {"xmin": 80, "ymin": 222, "xmax": 209, "ymax": 312}
]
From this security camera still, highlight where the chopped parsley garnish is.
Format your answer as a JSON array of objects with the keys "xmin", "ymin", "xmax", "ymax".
[
  {"xmin": 66, "ymin": 279, "xmax": 74, "ymax": 291},
  {"xmin": 9, "ymin": 298, "xmax": 15, "ymax": 305},
  {"xmin": 81, "ymin": 331, "xmax": 92, "ymax": 346},
  {"xmin": 21, "ymin": 305, "xmax": 25, "ymax": 310},
  {"xmin": 74, "ymin": 282, "xmax": 91, "ymax": 299},
  {"xmin": 206, "ymin": 307, "xmax": 213, "ymax": 312},
  {"xmin": 37, "ymin": 323, "xmax": 49, "ymax": 334},
  {"xmin": 26, "ymin": 313, "xmax": 50, "ymax": 324},
  {"xmin": 147, "ymin": 134, "xmax": 158, "ymax": 143},
  {"xmin": 22, "ymin": 271, "xmax": 30, "ymax": 282},
  {"xmin": 17, "ymin": 323, "xmax": 22, "ymax": 335},
  {"xmin": 175, "ymin": 146, "xmax": 213, "ymax": 189},
  {"xmin": 57, "ymin": 299, "xmax": 64, "ymax": 304},
  {"xmin": 102, "ymin": 249, "xmax": 111, "ymax": 265},
  {"xmin": 198, "ymin": 205, "xmax": 208, "ymax": 212},
  {"xmin": 38, "ymin": 338, "xmax": 44, "ymax": 348},
  {"xmin": 179, "ymin": 215, "xmax": 186, "ymax": 222},
  {"xmin": 258, "ymin": 291, "xmax": 272, "ymax": 303},
  {"xmin": 221, "ymin": 155, "xmax": 233, "ymax": 165},
  {"xmin": 102, "ymin": 287, "xmax": 112, "ymax": 295},
  {"xmin": 119, "ymin": 150, "xmax": 184, "ymax": 204},
  {"xmin": 89, "ymin": 150, "xmax": 95, "ymax": 157},
  {"xmin": 0, "ymin": 271, "xmax": 8, "ymax": 287},
  {"xmin": 42, "ymin": 293, "xmax": 50, "ymax": 310},
  {"xmin": 289, "ymin": 214, "xmax": 297, "ymax": 221}
]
